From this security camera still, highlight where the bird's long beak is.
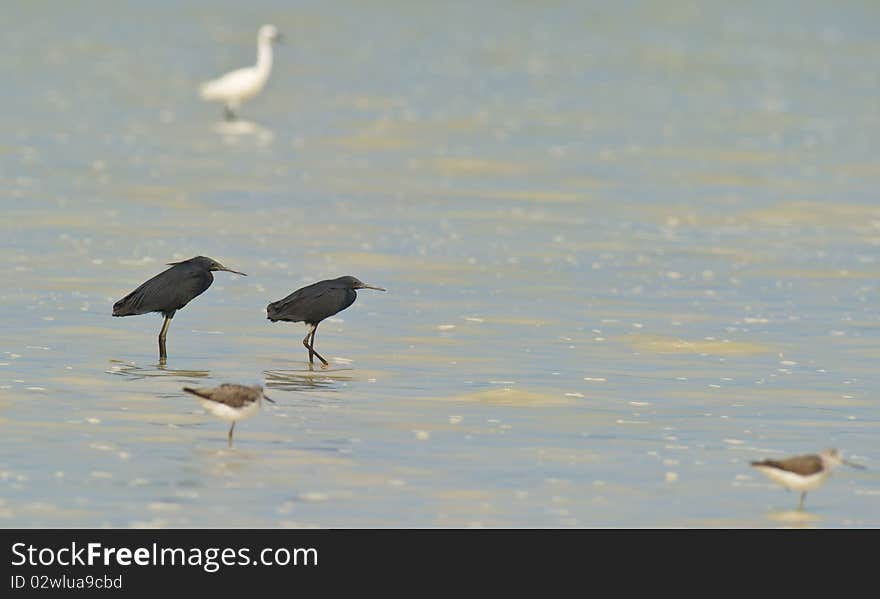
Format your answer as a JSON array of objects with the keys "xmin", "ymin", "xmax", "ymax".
[
  {"xmin": 263, "ymin": 394, "xmax": 276, "ymax": 404},
  {"xmin": 218, "ymin": 266, "xmax": 248, "ymax": 276},
  {"xmin": 843, "ymin": 459, "xmax": 866, "ymax": 470},
  {"xmin": 275, "ymin": 33, "xmax": 285, "ymax": 44},
  {"xmin": 359, "ymin": 283, "xmax": 386, "ymax": 292}
]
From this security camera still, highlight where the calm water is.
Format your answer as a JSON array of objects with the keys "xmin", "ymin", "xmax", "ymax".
[{"xmin": 1, "ymin": 1, "xmax": 879, "ymax": 527}]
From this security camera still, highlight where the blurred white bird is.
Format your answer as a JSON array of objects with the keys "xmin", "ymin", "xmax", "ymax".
[{"xmin": 200, "ymin": 24, "xmax": 284, "ymax": 121}]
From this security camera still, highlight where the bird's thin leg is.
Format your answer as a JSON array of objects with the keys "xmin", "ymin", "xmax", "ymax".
[
  {"xmin": 309, "ymin": 323, "xmax": 329, "ymax": 368},
  {"xmin": 302, "ymin": 325, "xmax": 315, "ymax": 367},
  {"xmin": 223, "ymin": 105, "xmax": 236, "ymax": 121},
  {"xmin": 228, "ymin": 421, "xmax": 235, "ymax": 448},
  {"xmin": 798, "ymin": 492, "xmax": 806, "ymax": 510},
  {"xmin": 158, "ymin": 316, "xmax": 172, "ymax": 362}
]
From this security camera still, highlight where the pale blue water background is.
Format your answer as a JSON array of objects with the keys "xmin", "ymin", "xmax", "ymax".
[{"xmin": 1, "ymin": 1, "xmax": 878, "ymax": 527}]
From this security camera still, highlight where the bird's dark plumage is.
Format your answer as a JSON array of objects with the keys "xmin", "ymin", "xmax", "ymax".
[
  {"xmin": 267, "ymin": 278, "xmax": 357, "ymax": 324},
  {"xmin": 113, "ymin": 260, "xmax": 214, "ymax": 319},
  {"xmin": 266, "ymin": 275, "xmax": 385, "ymax": 367}
]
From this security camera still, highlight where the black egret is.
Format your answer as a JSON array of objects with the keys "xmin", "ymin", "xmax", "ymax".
[
  {"xmin": 266, "ymin": 276, "xmax": 386, "ymax": 368},
  {"xmin": 183, "ymin": 383, "xmax": 274, "ymax": 447},
  {"xmin": 750, "ymin": 448, "xmax": 865, "ymax": 510},
  {"xmin": 112, "ymin": 256, "xmax": 246, "ymax": 361}
]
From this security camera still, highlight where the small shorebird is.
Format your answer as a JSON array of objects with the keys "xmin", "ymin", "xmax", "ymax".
[
  {"xmin": 266, "ymin": 276, "xmax": 386, "ymax": 368},
  {"xmin": 183, "ymin": 384, "xmax": 274, "ymax": 447},
  {"xmin": 750, "ymin": 448, "xmax": 865, "ymax": 510},
  {"xmin": 200, "ymin": 24, "xmax": 284, "ymax": 121}
]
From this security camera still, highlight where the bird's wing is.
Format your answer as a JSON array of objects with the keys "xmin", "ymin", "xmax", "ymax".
[
  {"xmin": 268, "ymin": 285, "xmax": 351, "ymax": 323},
  {"xmin": 112, "ymin": 268, "xmax": 172, "ymax": 316},
  {"xmin": 200, "ymin": 67, "xmax": 259, "ymax": 100},
  {"xmin": 183, "ymin": 386, "xmax": 214, "ymax": 400},
  {"xmin": 751, "ymin": 455, "xmax": 823, "ymax": 475},
  {"xmin": 170, "ymin": 268, "xmax": 214, "ymax": 309},
  {"xmin": 266, "ymin": 283, "xmax": 326, "ymax": 319},
  {"xmin": 113, "ymin": 264, "xmax": 211, "ymax": 316},
  {"xmin": 184, "ymin": 384, "xmax": 256, "ymax": 408}
]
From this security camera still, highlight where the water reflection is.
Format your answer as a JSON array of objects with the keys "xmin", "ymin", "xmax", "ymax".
[
  {"xmin": 211, "ymin": 120, "xmax": 274, "ymax": 147},
  {"xmin": 180, "ymin": 446, "xmax": 266, "ymax": 487},
  {"xmin": 106, "ymin": 359, "xmax": 211, "ymax": 382},
  {"xmin": 765, "ymin": 509, "xmax": 821, "ymax": 529},
  {"xmin": 263, "ymin": 368, "xmax": 353, "ymax": 393}
]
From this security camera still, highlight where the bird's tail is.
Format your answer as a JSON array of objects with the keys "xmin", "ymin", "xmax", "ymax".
[
  {"xmin": 183, "ymin": 387, "xmax": 211, "ymax": 399},
  {"xmin": 112, "ymin": 290, "xmax": 142, "ymax": 317},
  {"xmin": 266, "ymin": 301, "xmax": 281, "ymax": 321},
  {"xmin": 199, "ymin": 81, "xmax": 214, "ymax": 100},
  {"xmin": 750, "ymin": 460, "xmax": 778, "ymax": 468}
]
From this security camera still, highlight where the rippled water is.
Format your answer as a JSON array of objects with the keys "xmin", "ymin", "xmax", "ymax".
[{"xmin": 1, "ymin": 1, "xmax": 879, "ymax": 528}]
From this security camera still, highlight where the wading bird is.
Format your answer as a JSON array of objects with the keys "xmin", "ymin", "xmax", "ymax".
[
  {"xmin": 266, "ymin": 276, "xmax": 386, "ymax": 368},
  {"xmin": 200, "ymin": 24, "xmax": 283, "ymax": 121},
  {"xmin": 750, "ymin": 448, "xmax": 865, "ymax": 510},
  {"xmin": 183, "ymin": 384, "xmax": 274, "ymax": 447},
  {"xmin": 112, "ymin": 256, "xmax": 246, "ymax": 361}
]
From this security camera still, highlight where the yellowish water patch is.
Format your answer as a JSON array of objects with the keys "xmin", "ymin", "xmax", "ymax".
[
  {"xmin": 531, "ymin": 447, "xmax": 601, "ymax": 464},
  {"xmin": 437, "ymin": 489, "xmax": 493, "ymax": 501},
  {"xmin": 437, "ymin": 388, "xmax": 575, "ymax": 408},
  {"xmin": 53, "ymin": 374, "xmax": 136, "ymax": 392},
  {"xmin": 348, "ymin": 115, "xmax": 492, "ymax": 137},
  {"xmin": 738, "ymin": 201, "xmax": 880, "ymax": 227},
  {"xmin": 671, "ymin": 388, "xmax": 865, "ymax": 408},
  {"xmin": 260, "ymin": 451, "xmax": 355, "ymax": 470},
  {"xmin": 8, "ymin": 502, "xmax": 95, "ymax": 521},
  {"xmin": 311, "ymin": 172, "xmax": 586, "ymax": 205},
  {"xmin": 81, "ymin": 411, "xmax": 204, "ymax": 426},
  {"xmin": 323, "ymin": 251, "xmax": 508, "ymax": 285},
  {"xmin": 842, "ymin": 346, "xmax": 880, "ymax": 360},
  {"xmin": 651, "ymin": 146, "xmax": 790, "ymax": 165},
  {"xmin": 836, "ymin": 162, "xmax": 880, "ymax": 177},
  {"xmin": 622, "ymin": 334, "xmax": 773, "ymax": 356},
  {"xmin": 484, "ymin": 316, "xmax": 554, "ymax": 327},
  {"xmin": 670, "ymin": 171, "xmax": 811, "ymax": 191},
  {"xmin": 5, "ymin": 211, "xmax": 107, "ymax": 230},
  {"xmin": 754, "ymin": 267, "xmax": 877, "ymax": 280},
  {"xmin": 108, "ymin": 185, "xmax": 207, "ymax": 209},
  {"xmin": 435, "ymin": 208, "xmax": 592, "ymax": 227},
  {"xmin": 461, "ymin": 189, "xmax": 587, "ymax": 203},
  {"xmin": 402, "ymin": 335, "xmax": 470, "ymax": 347},
  {"xmin": 324, "ymin": 251, "xmax": 478, "ymax": 273},
  {"xmin": 430, "ymin": 157, "xmax": 535, "ymax": 177},
  {"xmin": 674, "ymin": 244, "xmax": 771, "ymax": 263},
  {"xmin": 561, "ymin": 176, "xmax": 610, "ymax": 189},
  {"xmin": 736, "ymin": 111, "xmax": 810, "ymax": 132},
  {"xmin": 373, "ymin": 352, "xmax": 490, "ymax": 366},
  {"xmin": 334, "ymin": 94, "xmax": 406, "ymax": 111},
  {"xmin": 325, "ymin": 135, "xmax": 417, "ymax": 150},
  {"xmin": 766, "ymin": 510, "xmax": 821, "ymax": 525}
]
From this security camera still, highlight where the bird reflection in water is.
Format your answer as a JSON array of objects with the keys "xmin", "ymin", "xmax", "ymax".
[
  {"xmin": 263, "ymin": 368, "xmax": 353, "ymax": 393},
  {"xmin": 106, "ymin": 359, "xmax": 210, "ymax": 382}
]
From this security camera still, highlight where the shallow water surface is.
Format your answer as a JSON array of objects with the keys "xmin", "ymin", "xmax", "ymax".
[{"xmin": 1, "ymin": 1, "xmax": 879, "ymax": 527}]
